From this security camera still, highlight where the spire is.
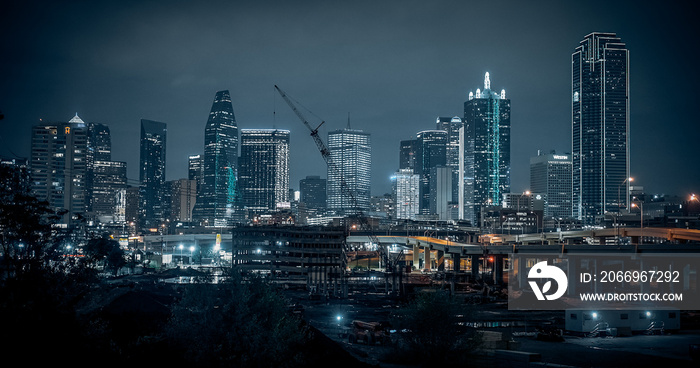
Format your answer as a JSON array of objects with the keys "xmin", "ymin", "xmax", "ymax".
[
  {"xmin": 484, "ymin": 72, "xmax": 491, "ymax": 90},
  {"xmin": 347, "ymin": 112, "xmax": 351, "ymax": 129},
  {"xmin": 68, "ymin": 113, "xmax": 85, "ymax": 124}
]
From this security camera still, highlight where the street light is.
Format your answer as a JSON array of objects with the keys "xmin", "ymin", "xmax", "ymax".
[
  {"xmin": 179, "ymin": 244, "xmax": 184, "ymax": 264},
  {"xmin": 631, "ymin": 197, "xmax": 643, "ymax": 251},
  {"xmin": 616, "ymin": 177, "xmax": 634, "ymax": 244},
  {"xmin": 618, "ymin": 177, "xmax": 634, "ymax": 214}
]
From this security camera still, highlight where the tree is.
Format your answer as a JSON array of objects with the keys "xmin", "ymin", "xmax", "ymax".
[
  {"xmin": 388, "ymin": 290, "xmax": 481, "ymax": 366},
  {"xmin": 164, "ymin": 272, "xmax": 309, "ymax": 367},
  {"xmin": 84, "ymin": 234, "xmax": 125, "ymax": 274},
  {"xmin": 0, "ymin": 163, "xmax": 66, "ymax": 279}
]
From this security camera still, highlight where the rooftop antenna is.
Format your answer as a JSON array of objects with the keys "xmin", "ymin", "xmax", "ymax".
[{"xmin": 347, "ymin": 112, "xmax": 351, "ymax": 129}]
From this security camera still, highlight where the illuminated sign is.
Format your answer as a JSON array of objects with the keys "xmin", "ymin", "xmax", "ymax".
[
  {"xmin": 553, "ymin": 155, "xmax": 568, "ymax": 160},
  {"xmin": 65, "ymin": 127, "xmax": 71, "ymax": 134}
]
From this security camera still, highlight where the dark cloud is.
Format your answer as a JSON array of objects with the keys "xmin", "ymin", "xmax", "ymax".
[{"xmin": 1, "ymin": 0, "xmax": 698, "ymax": 196}]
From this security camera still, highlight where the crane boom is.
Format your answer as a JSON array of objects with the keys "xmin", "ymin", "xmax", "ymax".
[
  {"xmin": 274, "ymin": 85, "xmax": 360, "ymax": 212},
  {"xmin": 274, "ymin": 85, "xmax": 401, "ymax": 276}
]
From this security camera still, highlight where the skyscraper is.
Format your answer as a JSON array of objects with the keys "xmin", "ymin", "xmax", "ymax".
[
  {"xmin": 572, "ymin": 32, "xmax": 629, "ymax": 225},
  {"xmin": 139, "ymin": 119, "xmax": 167, "ymax": 227},
  {"xmin": 30, "ymin": 114, "xmax": 88, "ymax": 224},
  {"xmin": 436, "ymin": 116, "xmax": 462, "ymax": 204},
  {"xmin": 530, "ymin": 151, "xmax": 573, "ymax": 220},
  {"xmin": 188, "ymin": 154, "xmax": 204, "ymax": 191},
  {"xmin": 167, "ymin": 178, "xmax": 197, "ymax": 222},
  {"xmin": 84, "ymin": 122, "xmax": 127, "ymax": 222},
  {"xmin": 299, "ymin": 175, "xmax": 327, "ymax": 210},
  {"xmin": 327, "ymin": 129, "xmax": 371, "ymax": 215},
  {"xmin": 415, "ymin": 130, "xmax": 447, "ymax": 215},
  {"xmin": 461, "ymin": 72, "xmax": 511, "ymax": 226},
  {"xmin": 238, "ymin": 129, "xmax": 290, "ymax": 214},
  {"xmin": 192, "ymin": 90, "xmax": 239, "ymax": 227},
  {"xmin": 399, "ymin": 139, "xmax": 417, "ymax": 171},
  {"xmin": 91, "ymin": 160, "xmax": 127, "ymax": 221},
  {"xmin": 392, "ymin": 169, "xmax": 420, "ymax": 220}
]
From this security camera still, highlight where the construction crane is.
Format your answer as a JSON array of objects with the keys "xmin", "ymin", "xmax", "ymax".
[
  {"xmin": 273, "ymin": 85, "xmax": 404, "ymax": 281},
  {"xmin": 274, "ymin": 85, "xmax": 360, "ymax": 213}
]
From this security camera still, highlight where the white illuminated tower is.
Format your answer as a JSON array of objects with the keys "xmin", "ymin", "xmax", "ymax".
[
  {"xmin": 393, "ymin": 169, "xmax": 420, "ymax": 220},
  {"xmin": 327, "ymin": 129, "xmax": 371, "ymax": 215}
]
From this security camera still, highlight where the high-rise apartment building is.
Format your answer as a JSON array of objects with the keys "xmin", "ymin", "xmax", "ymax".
[
  {"xmin": 30, "ymin": 114, "xmax": 89, "ymax": 224},
  {"xmin": 392, "ymin": 169, "xmax": 420, "ymax": 220},
  {"xmin": 461, "ymin": 72, "xmax": 511, "ymax": 226},
  {"xmin": 327, "ymin": 129, "xmax": 371, "ymax": 215},
  {"xmin": 192, "ymin": 90, "xmax": 239, "ymax": 227},
  {"xmin": 238, "ymin": 129, "xmax": 290, "ymax": 214},
  {"xmin": 139, "ymin": 119, "xmax": 167, "ymax": 227},
  {"xmin": 530, "ymin": 151, "xmax": 573, "ymax": 220},
  {"xmin": 572, "ymin": 32, "xmax": 629, "ymax": 225}
]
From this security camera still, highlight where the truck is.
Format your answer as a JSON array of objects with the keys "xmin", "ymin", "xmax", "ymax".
[{"xmin": 348, "ymin": 320, "xmax": 391, "ymax": 345}]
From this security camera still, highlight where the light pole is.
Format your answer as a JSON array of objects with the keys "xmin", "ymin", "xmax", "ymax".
[
  {"xmin": 189, "ymin": 245, "xmax": 195, "ymax": 265},
  {"xmin": 631, "ymin": 197, "xmax": 643, "ymax": 252},
  {"xmin": 617, "ymin": 177, "xmax": 633, "ymax": 244},
  {"xmin": 178, "ymin": 244, "xmax": 184, "ymax": 265}
]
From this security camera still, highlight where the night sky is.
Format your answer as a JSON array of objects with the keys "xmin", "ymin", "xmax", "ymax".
[{"xmin": 1, "ymin": 0, "xmax": 698, "ymax": 197}]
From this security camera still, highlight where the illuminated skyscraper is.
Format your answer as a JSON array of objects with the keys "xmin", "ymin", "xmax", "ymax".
[
  {"xmin": 530, "ymin": 151, "xmax": 573, "ymax": 220},
  {"xmin": 30, "ymin": 114, "xmax": 88, "ymax": 224},
  {"xmin": 461, "ymin": 72, "xmax": 511, "ymax": 226},
  {"xmin": 188, "ymin": 154, "xmax": 204, "ymax": 192},
  {"xmin": 572, "ymin": 33, "xmax": 629, "ymax": 225},
  {"xmin": 415, "ymin": 130, "xmax": 447, "ymax": 215},
  {"xmin": 192, "ymin": 90, "xmax": 239, "ymax": 227},
  {"xmin": 436, "ymin": 116, "xmax": 462, "ymax": 206},
  {"xmin": 139, "ymin": 119, "xmax": 167, "ymax": 227},
  {"xmin": 399, "ymin": 139, "xmax": 417, "ymax": 171},
  {"xmin": 238, "ymin": 129, "xmax": 290, "ymax": 214},
  {"xmin": 393, "ymin": 169, "xmax": 420, "ymax": 220},
  {"xmin": 327, "ymin": 129, "xmax": 371, "ymax": 215}
]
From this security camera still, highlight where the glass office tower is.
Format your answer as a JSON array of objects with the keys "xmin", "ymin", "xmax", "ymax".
[{"xmin": 572, "ymin": 33, "xmax": 629, "ymax": 225}]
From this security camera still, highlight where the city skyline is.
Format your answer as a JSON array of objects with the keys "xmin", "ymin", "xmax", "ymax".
[{"xmin": 1, "ymin": 0, "xmax": 698, "ymax": 199}]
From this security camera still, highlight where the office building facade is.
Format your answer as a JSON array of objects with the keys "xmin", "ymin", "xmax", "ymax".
[
  {"xmin": 238, "ymin": 129, "xmax": 290, "ymax": 214},
  {"xmin": 393, "ymin": 169, "xmax": 420, "ymax": 220},
  {"xmin": 572, "ymin": 32, "xmax": 630, "ymax": 225},
  {"xmin": 415, "ymin": 130, "xmax": 447, "ymax": 215},
  {"xmin": 436, "ymin": 116, "xmax": 462, "ymax": 204},
  {"xmin": 299, "ymin": 175, "xmax": 327, "ymax": 210},
  {"xmin": 530, "ymin": 151, "xmax": 573, "ymax": 219}
]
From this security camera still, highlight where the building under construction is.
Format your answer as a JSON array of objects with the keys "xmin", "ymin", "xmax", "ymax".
[{"xmin": 231, "ymin": 225, "xmax": 347, "ymax": 297}]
